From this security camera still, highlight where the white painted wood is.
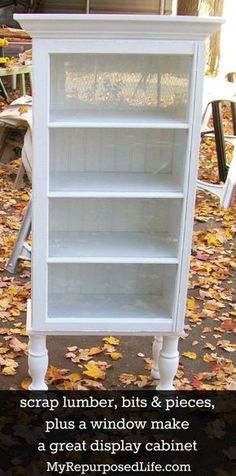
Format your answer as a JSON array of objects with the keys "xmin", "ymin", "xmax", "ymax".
[
  {"xmin": 151, "ymin": 336, "xmax": 163, "ymax": 379},
  {"xmin": 14, "ymin": 15, "xmax": 224, "ymax": 41},
  {"xmin": 174, "ymin": 42, "xmax": 207, "ymax": 334},
  {"xmin": 49, "ymin": 128, "xmax": 188, "ymax": 195},
  {"xmin": 157, "ymin": 335, "xmax": 179, "ymax": 390},
  {"xmin": 28, "ymin": 335, "xmax": 48, "ymax": 390},
  {"xmin": 31, "ymin": 40, "xmax": 49, "ymax": 335},
  {"xmin": 48, "ymin": 231, "xmax": 179, "ymax": 263},
  {"xmin": 49, "ymin": 198, "xmax": 182, "ymax": 249},
  {"xmin": 14, "ymin": 15, "xmax": 223, "ymax": 389},
  {"xmin": 49, "ymin": 113, "xmax": 189, "ymax": 129}
]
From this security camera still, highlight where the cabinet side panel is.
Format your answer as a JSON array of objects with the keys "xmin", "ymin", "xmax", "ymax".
[
  {"xmin": 174, "ymin": 42, "xmax": 206, "ymax": 333},
  {"xmin": 31, "ymin": 41, "xmax": 49, "ymax": 330}
]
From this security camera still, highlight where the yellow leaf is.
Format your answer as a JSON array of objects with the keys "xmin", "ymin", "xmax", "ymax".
[
  {"xmin": 11, "ymin": 310, "xmax": 21, "ymax": 317},
  {"xmin": 187, "ymin": 297, "xmax": 199, "ymax": 311},
  {"xmin": 182, "ymin": 352, "xmax": 197, "ymax": 360},
  {"xmin": 7, "ymin": 287, "xmax": 18, "ymax": 295},
  {"xmin": 0, "ymin": 297, "xmax": 11, "ymax": 310},
  {"xmin": 109, "ymin": 352, "xmax": 123, "ymax": 361},
  {"xmin": 68, "ymin": 372, "xmax": 81, "ymax": 382},
  {"xmin": 21, "ymin": 378, "xmax": 31, "ymax": 390},
  {"xmin": 21, "ymin": 193, "xmax": 29, "ymax": 201},
  {"xmin": 83, "ymin": 363, "xmax": 106, "ymax": 380},
  {"xmin": 102, "ymin": 336, "xmax": 120, "ymax": 346},
  {"xmin": 2, "ymin": 366, "xmax": 16, "ymax": 376},
  {"xmin": 203, "ymin": 353, "xmax": 216, "ymax": 363}
]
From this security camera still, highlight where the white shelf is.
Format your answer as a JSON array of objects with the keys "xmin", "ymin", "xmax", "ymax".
[
  {"xmin": 49, "ymin": 172, "xmax": 184, "ymax": 198},
  {"xmin": 48, "ymin": 293, "xmax": 171, "ymax": 320},
  {"xmin": 48, "ymin": 231, "xmax": 179, "ymax": 263},
  {"xmin": 49, "ymin": 110, "xmax": 189, "ymax": 129}
]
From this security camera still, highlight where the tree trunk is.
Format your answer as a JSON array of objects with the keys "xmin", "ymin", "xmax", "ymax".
[
  {"xmin": 177, "ymin": 0, "xmax": 199, "ymax": 15},
  {"xmin": 203, "ymin": 0, "xmax": 224, "ymax": 76}
]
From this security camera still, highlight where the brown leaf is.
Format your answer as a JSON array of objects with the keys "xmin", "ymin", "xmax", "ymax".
[
  {"xmin": 118, "ymin": 373, "xmax": 136, "ymax": 385},
  {"xmin": 46, "ymin": 366, "xmax": 69, "ymax": 384}
]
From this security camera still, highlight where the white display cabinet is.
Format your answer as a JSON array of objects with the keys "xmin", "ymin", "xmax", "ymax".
[{"xmin": 15, "ymin": 14, "xmax": 223, "ymax": 390}]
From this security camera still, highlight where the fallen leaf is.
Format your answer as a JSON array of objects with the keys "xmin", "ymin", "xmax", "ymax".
[
  {"xmin": 187, "ymin": 297, "xmax": 199, "ymax": 311},
  {"xmin": 102, "ymin": 336, "xmax": 120, "ymax": 346},
  {"xmin": 182, "ymin": 352, "xmax": 197, "ymax": 360},
  {"xmin": 83, "ymin": 363, "xmax": 106, "ymax": 380},
  {"xmin": 2, "ymin": 366, "xmax": 16, "ymax": 376},
  {"xmin": 18, "ymin": 105, "xmax": 29, "ymax": 114},
  {"xmin": 68, "ymin": 372, "xmax": 81, "ymax": 383},
  {"xmin": 46, "ymin": 366, "xmax": 69, "ymax": 384},
  {"xmin": 109, "ymin": 352, "xmax": 123, "ymax": 361},
  {"xmin": 118, "ymin": 373, "xmax": 136, "ymax": 385},
  {"xmin": 204, "ymin": 342, "xmax": 216, "ymax": 351},
  {"xmin": 87, "ymin": 346, "xmax": 103, "ymax": 356},
  {"xmin": 67, "ymin": 346, "xmax": 78, "ymax": 352},
  {"xmin": 21, "ymin": 378, "xmax": 31, "ymax": 390}
]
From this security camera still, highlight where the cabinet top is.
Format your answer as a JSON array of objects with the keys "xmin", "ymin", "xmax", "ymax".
[{"xmin": 14, "ymin": 14, "xmax": 224, "ymax": 40}]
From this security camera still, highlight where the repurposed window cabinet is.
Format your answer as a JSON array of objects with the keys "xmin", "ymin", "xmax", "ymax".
[{"xmin": 15, "ymin": 14, "xmax": 223, "ymax": 390}]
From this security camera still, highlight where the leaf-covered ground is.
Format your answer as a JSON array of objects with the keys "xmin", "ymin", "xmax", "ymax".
[{"xmin": 0, "ymin": 90, "xmax": 235, "ymax": 390}]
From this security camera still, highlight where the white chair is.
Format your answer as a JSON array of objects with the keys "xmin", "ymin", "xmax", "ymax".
[{"xmin": 197, "ymin": 76, "xmax": 236, "ymax": 207}]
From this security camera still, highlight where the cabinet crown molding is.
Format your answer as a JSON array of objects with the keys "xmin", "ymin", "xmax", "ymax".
[{"xmin": 14, "ymin": 14, "xmax": 224, "ymax": 40}]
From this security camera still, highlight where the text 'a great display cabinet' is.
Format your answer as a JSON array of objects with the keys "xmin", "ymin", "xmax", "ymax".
[{"xmin": 15, "ymin": 14, "xmax": 223, "ymax": 390}]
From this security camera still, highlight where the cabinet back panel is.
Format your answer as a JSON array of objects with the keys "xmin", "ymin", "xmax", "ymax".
[
  {"xmin": 50, "ymin": 54, "xmax": 192, "ymax": 120},
  {"xmin": 50, "ymin": 128, "xmax": 188, "ymax": 174},
  {"xmin": 49, "ymin": 198, "xmax": 182, "ymax": 234},
  {"xmin": 48, "ymin": 263, "xmax": 177, "ymax": 295}
]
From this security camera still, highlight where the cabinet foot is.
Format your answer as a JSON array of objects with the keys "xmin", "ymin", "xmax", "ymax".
[
  {"xmin": 156, "ymin": 336, "xmax": 179, "ymax": 390},
  {"xmin": 151, "ymin": 336, "xmax": 163, "ymax": 379},
  {"xmin": 28, "ymin": 335, "xmax": 48, "ymax": 390}
]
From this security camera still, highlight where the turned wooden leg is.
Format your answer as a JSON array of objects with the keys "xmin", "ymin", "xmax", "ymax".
[
  {"xmin": 157, "ymin": 336, "xmax": 179, "ymax": 390},
  {"xmin": 151, "ymin": 336, "xmax": 163, "ymax": 379},
  {"xmin": 28, "ymin": 335, "xmax": 48, "ymax": 390}
]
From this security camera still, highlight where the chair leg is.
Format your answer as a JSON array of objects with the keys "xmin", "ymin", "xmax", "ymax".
[
  {"xmin": 6, "ymin": 200, "xmax": 32, "ymax": 274},
  {"xmin": 19, "ymin": 73, "xmax": 26, "ymax": 96},
  {"xmin": 0, "ymin": 79, "xmax": 8, "ymax": 100},
  {"xmin": 14, "ymin": 161, "xmax": 26, "ymax": 189},
  {"xmin": 212, "ymin": 101, "xmax": 228, "ymax": 182}
]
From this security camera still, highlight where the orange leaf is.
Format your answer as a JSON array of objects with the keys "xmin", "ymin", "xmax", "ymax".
[
  {"xmin": 21, "ymin": 378, "xmax": 31, "ymax": 390},
  {"xmin": 87, "ymin": 347, "xmax": 104, "ymax": 356}
]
